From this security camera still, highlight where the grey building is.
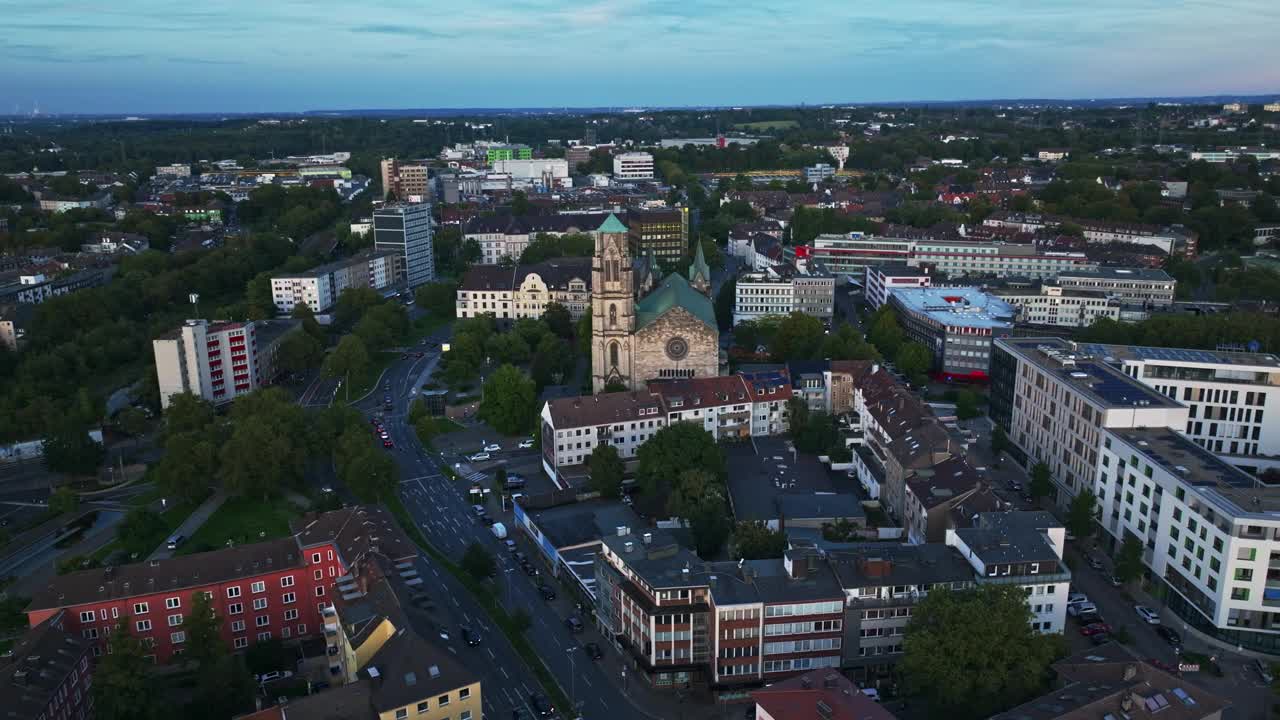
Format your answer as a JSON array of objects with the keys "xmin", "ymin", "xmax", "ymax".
[{"xmin": 373, "ymin": 202, "xmax": 435, "ymax": 289}]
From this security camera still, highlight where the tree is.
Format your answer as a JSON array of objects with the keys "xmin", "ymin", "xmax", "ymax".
[
  {"xmin": 635, "ymin": 423, "xmax": 725, "ymax": 499},
  {"xmin": 461, "ymin": 542, "xmax": 496, "ymax": 581},
  {"xmin": 163, "ymin": 393, "xmax": 217, "ymax": 439},
  {"xmin": 991, "ymin": 425, "xmax": 1009, "ymax": 458},
  {"xmin": 117, "ymin": 407, "xmax": 149, "ymax": 442},
  {"xmin": 48, "ymin": 486, "xmax": 79, "ymax": 515},
  {"xmin": 1115, "ymin": 534, "xmax": 1145, "ymax": 584},
  {"xmin": 291, "ymin": 301, "xmax": 325, "ymax": 341},
  {"xmin": 276, "ymin": 330, "xmax": 323, "ymax": 375},
  {"xmin": 478, "ymin": 364, "xmax": 537, "ymax": 435},
  {"xmin": 244, "ymin": 638, "xmax": 289, "ymax": 676},
  {"xmin": 955, "ymin": 389, "xmax": 981, "ymax": 420},
  {"xmin": 770, "ymin": 312, "xmax": 825, "ymax": 361},
  {"xmin": 221, "ymin": 413, "xmax": 306, "ymax": 499},
  {"xmin": 244, "ymin": 272, "xmax": 274, "ymax": 320},
  {"xmin": 588, "ymin": 444, "xmax": 625, "ymax": 499},
  {"xmin": 182, "ymin": 590, "xmax": 225, "ymax": 667},
  {"xmin": 1067, "ymin": 489, "xmax": 1098, "ymax": 540},
  {"xmin": 191, "ymin": 655, "xmax": 256, "ymax": 720},
  {"xmin": 492, "ymin": 466, "xmax": 508, "ymax": 496},
  {"xmin": 895, "ymin": 341, "xmax": 932, "ymax": 383},
  {"xmin": 116, "ymin": 508, "xmax": 168, "ymax": 558},
  {"xmin": 715, "ymin": 275, "xmax": 736, "ymax": 331},
  {"xmin": 868, "ymin": 308, "xmax": 904, "ymax": 358},
  {"xmin": 1029, "ymin": 462, "xmax": 1053, "ymax": 501},
  {"xmin": 542, "ymin": 302, "xmax": 573, "ymax": 339},
  {"xmin": 688, "ymin": 493, "xmax": 732, "ymax": 557},
  {"xmin": 42, "ymin": 422, "xmax": 104, "ymax": 475},
  {"xmin": 415, "ymin": 280, "xmax": 459, "ymax": 317},
  {"xmin": 733, "ymin": 520, "xmax": 787, "ymax": 559},
  {"xmin": 155, "ymin": 433, "xmax": 216, "ymax": 503},
  {"xmin": 93, "ymin": 617, "xmax": 164, "ymax": 720},
  {"xmin": 902, "ymin": 585, "xmax": 1062, "ymax": 719},
  {"xmin": 667, "ymin": 468, "xmax": 721, "ymax": 520},
  {"xmin": 323, "ymin": 334, "xmax": 369, "ymax": 383},
  {"xmin": 341, "ymin": 445, "xmax": 397, "ymax": 502}
]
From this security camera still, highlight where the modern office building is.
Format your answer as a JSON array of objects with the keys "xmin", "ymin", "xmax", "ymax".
[
  {"xmin": 463, "ymin": 212, "xmax": 612, "ymax": 265},
  {"xmin": 491, "ymin": 158, "xmax": 570, "ymax": 189},
  {"xmin": 1094, "ymin": 426, "xmax": 1280, "ymax": 654},
  {"xmin": 379, "ymin": 158, "xmax": 431, "ymax": 201},
  {"xmin": 794, "ymin": 233, "xmax": 1094, "ymax": 281},
  {"xmin": 988, "ymin": 283, "xmax": 1123, "ymax": 328},
  {"xmin": 1053, "ymin": 267, "xmax": 1177, "ymax": 307},
  {"xmin": 1084, "ymin": 343, "xmax": 1280, "ymax": 472},
  {"xmin": 373, "ymin": 203, "xmax": 435, "ymax": 289},
  {"xmin": 270, "ymin": 250, "xmax": 402, "ymax": 314},
  {"xmin": 612, "ymin": 152, "xmax": 655, "ymax": 181},
  {"xmin": 627, "ymin": 207, "xmax": 689, "ymax": 263},
  {"xmin": 804, "ymin": 163, "xmax": 836, "ymax": 184},
  {"xmin": 989, "ymin": 337, "xmax": 1188, "ymax": 508},
  {"xmin": 484, "ymin": 144, "xmax": 532, "ymax": 164},
  {"xmin": 733, "ymin": 264, "xmax": 835, "ymax": 326},
  {"xmin": 25, "ymin": 506, "xmax": 416, "ymax": 665},
  {"xmin": 863, "ymin": 264, "xmax": 932, "ymax": 310},
  {"xmin": 887, "ymin": 287, "xmax": 1015, "ymax": 379},
  {"xmin": 455, "ymin": 258, "xmax": 592, "ymax": 323},
  {"xmin": 152, "ymin": 318, "xmax": 301, "ymax": 409}
]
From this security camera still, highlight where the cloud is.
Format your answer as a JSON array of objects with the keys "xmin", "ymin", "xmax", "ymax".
[{"xmin": 348, "ymin": 24, "xmax": 454, "ymax": 39}]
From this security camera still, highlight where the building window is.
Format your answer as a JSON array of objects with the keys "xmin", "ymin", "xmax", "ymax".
[
  {"xmin": 80, "ymin": 611, "xmax": 96, "ymax": 623},
  {"xmin": 257, "ymin": 632, "xmax": 271, "ymax": 642},
  {"xmin": 438, "ymin": 695, "xmax": 450, "ymax": 707},
  {"xmin": 396, "ymin": 710, "xmax": 408, "ymax": 720},
  {"xmin": 133, "ymin": 602, "xmax": 150, "ymax": 615},
  {"xmin": 460, "ymin": 712, "xmax": 472, "ymax": 720},
  {"xmin": 284, "ymin": 609, "xmax": 299, "ymax": 621},
  {"xmin": 165, "ymin": 597, "xmax": 181, "ymax": 610},
  {"xmin": 314, "ymin": 569, "xmax": 323, "ymax": 581},
  {"xmin": 417, "ymin": 701, "xmax": 429, "ymax": 714},
  {"xmin": 168, "ymin": 614, "xmax": 183, "ymax": 627},
  {"xmin": 82, "ymin": 628, "xmax": 98, "ymax": 640},
  {"xmin": 459, "ymin": 688, "xmax": 471, "ymax": 700},
  {"xmin": 227, "ymin": 587, "xmax": 241, "ymax": 599},
  {"xmin": 251, "ymin": 581, "xmax": 266, "ymax": 594},
  {"xmin": 256, "ymin": 615, "xmax": 270, "ymax": 627},
  {"xmin": 232, "ymin": 620, "xmax": 245, "ymax": 632},
  {"xmin": 316, "ymin": 586, "xmax": 326, "ymax": 597},
  {"xmin": 136, "ymin": 620, "xmax": 152, "ymax": 632},
  {"xmin": 171, "ymin": 631, "xmax": 186, "ymax": 644},
  {"xmin": 229, "ymin": 603, "xmax": 243, "ymax": 615},
  {"xmin": 234, "ymin": 637, "xmax": 248, "ymax": 649},
  {"xmin": 282, "ymin": 592, "xmax": 296, "ymax": 605},
  {"xmin": 280, "ymin": 576, "xmax": 295, "ymax": 588},
  {"xmin": 311, "ymin": 552, "xmax": 322, "ymax": 564},
  {"xmin": 253, "ymin": 598, "xmax": 268, "ymax": 611}
]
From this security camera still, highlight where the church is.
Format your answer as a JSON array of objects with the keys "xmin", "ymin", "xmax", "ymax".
[{"xmin": 591, "ymin": 214, "xmax": 721, "ymax": 393}]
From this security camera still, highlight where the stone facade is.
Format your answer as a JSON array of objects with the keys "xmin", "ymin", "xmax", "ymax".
[
  {"xmin": 632, "ymin": 308, "xmax": 719, "ymax": 384},
  {"xmin": 592, "ymin": 224, "xmax": 637, "ymax": 391}
]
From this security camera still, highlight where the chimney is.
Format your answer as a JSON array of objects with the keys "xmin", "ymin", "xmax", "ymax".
[
  {"xmin": 642, "ymin": 533, "xmax": 652, "ymax": 545},
  {"xmin": 624, "ymin": 541, "xmax": 634, "ymax": 553}
]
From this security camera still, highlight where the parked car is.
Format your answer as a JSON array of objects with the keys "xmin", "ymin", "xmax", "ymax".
[
  {"xmin": 256, "ymin": 671, "xmax": 294, "ymax": 684},
  {"xmin": 1156, "ymin": 626, "xmax": 1182, "ymax": 647},
  {"xmin": 469, "ymin": 452, "xmax": 491, "ymax": 462},
  {"xmin": 1253, "ymin": 658, "xmax": 1274, "ymax": 684},
  {"xmin": 461, "ymin": 627, "xmax": 481, "ymax": 647},
  {"xmin": 504, "ymin": 539, "xmax": 517, "ymax": 553},
  {"xmin": 1109, "ymin": 574, "xmax": 1123, "ymax": 587},
  {"xmin": 538, "ymin": 584, "xmax": 556, "ymax": 601},
  {"xmin": 1087, "ymin": 556, "xmax": 1105, "ymax": 571},
  {"xmin": 472, "ymin": 504, "xmax": 485, "ymax": 516},
  {"xmin": 1067, "ymin": 592, "xmax": 1089, "ymax": 606},
  {"xmin": 859, "ymin": 688, "xmax": 881, "ymax": 703},
  {"xmin": 1067, "ymin": 602, "xmax": 1098, "ymax": 617},
  {"xmin": 529, "ymin": 693, "xmax": 554, "ymax": 718},
  {"xmin": 565, "ymin": 616, "xmax": 584, "ymax": 633},
  {"xmin": 1134, "ymin": 605, "xmax": 1162, "ymax": 625},
  {"xmin": 482, "ymin": 444, "xmax": 501, "ymax": 453},
  {"xmin": 1079, "ymin": 622, "xmax": 1113, "ymax": 637},
  {"xmin": 481, "ymin": 515, "xmax": 495, "ymax": 526},
  {"xmin": 522, "ymin": 560, "xmax": 538, "ymax": 576},
  {"xmin": 383, "ymin": 439, "xmax": 394, "ymax": 448},
  {"xmin": 1088, "ymin": 632, "xmax": 1111, "ymax": 646},
  {"xmin": 584, "ymin": 642, "xmax": 603, "ymax": 660},
  {"xmin": 1146, "ymin": 657, "xmax": 1178, "ymax": 673},
  {"xmin": 1077, "ymin": 612, "xmax": 1103, "ymax": 627},
  {"xmin": 518, "ymin": 438, "xmax": 535, "ymax": 449}
]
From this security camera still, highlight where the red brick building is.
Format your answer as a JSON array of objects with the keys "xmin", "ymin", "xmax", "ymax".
[
  {"xmin": 25, "ymin": 506, "xmax": 415, "ymax": 664},
  {"xmin": 1, "ymin": 610, "xmax": 95, "ymax": 720}
]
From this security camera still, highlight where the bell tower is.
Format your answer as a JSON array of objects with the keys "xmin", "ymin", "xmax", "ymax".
[{"xmin": 591, "ymin": 214, "xmax": 635, "ymax": 393}]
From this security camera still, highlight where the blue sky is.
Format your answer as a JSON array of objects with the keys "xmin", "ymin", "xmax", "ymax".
[{"xmin": 3, "ymin": 0, "xmax": 1278, "ymax": 114}]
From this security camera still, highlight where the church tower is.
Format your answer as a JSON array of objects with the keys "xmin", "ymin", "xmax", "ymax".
[
  {"xmin": 689, "ymin": 239, "xmax": 712, "ymax": 296},
  {"xmin": 591, "ymin": 214, "xmax": 635, "ymax": 393}
]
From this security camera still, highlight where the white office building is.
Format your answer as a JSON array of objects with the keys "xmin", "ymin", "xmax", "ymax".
[
  {"xmin": 612, "ymin": 152, "xmax": 655, "ymax": 181},
  {"xmin": 1095, "ymin": 427, "xmax": 1280, "ymax": 654},
  {"xmin": 270, "ymin": 250, "xmax": 402, "ymax": 314},
  {"xmin": 989, "ymin": 284, "xmax": 1122, "ymax": 328},
  {"xmin": 373, "ymin": 203, "xmax": 435, "ymax": 289}
]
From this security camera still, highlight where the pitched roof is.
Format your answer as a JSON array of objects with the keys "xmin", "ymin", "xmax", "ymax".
[
  {"xmin": 751, "ymin": 668, "xmax": 898, "ymax": 720},
  {"xmin": 0, "ymin": 612, "xmax": 89, "ymax": 720},
  {"xmin": 646, "ymin": 375, "xmax": 752, "ymax": 410},
  {"xmin": 545, "ymin": 390, "xmax": 665, "ymax": 430},
  {"xmin": 365, "ymin": 629, "xmax": 477, "ymax": 715},
  {"xmin": 291, "ymin": 505, "xmax": 418, "ymax": 564},
  {"xmin": 689, "ymin": 240, "xmax": 710, "ymax": 285},
  {"xmin": 635, "ymin": 273, "xmax": 716, "ymax": 331},
  {"xmin": 597, "ymin": 212, "xmax": 629, "ymax": 233}
]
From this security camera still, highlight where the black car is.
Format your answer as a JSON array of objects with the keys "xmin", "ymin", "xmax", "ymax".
[
  {"xmin": 461, "ymin": 627, "xmax": 481, "ymax": 647},
  {"xmin": 523, "ymin": 560, "xmax": 538, "ymax": 576},
  {"xmin": 565, "ymin": 616, "xmax": 584, "ymax": 633},
  {"xmin": 538, "ymin": 584, "xmax": 556, "ymax": 601},
  {"xmin": 1078, "ymin": 612, "xmax": 1103, "ymax": 626},
  {"xmin": 1087, "ymin": 556, "xmax": 1105, "ymax": 571},
  {"xmin": 529, "ymin": 692, "xmax": 554, "ymax": 718},
  {"xmin": 1089, "ymin": 632, "xmax": 1111, "ymax": 646},
  {"xmin": 481, "ymin": 514, "xmax": 495, "ymax": 526},
  {"xmin": 1156, "ymin": 626, "xmax": 1182, "ymax": 647},
  {"xmin": 584, "ymin": 642, "xmax": 603, "ymax": 660}
]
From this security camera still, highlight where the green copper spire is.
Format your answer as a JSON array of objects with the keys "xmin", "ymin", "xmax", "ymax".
[{"xmin": 689, "ymin": 239, "xmax": 711, "ymax": 288}]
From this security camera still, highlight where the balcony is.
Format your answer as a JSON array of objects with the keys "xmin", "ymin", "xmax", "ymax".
[{"xmin": 976, "ymin": 569, "xmax": 1072, "ymax": 587}]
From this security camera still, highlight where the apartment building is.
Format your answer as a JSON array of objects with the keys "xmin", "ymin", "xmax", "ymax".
[
  {"xmin": 80, "ymin": 231, "xmax": 149, "ymax": 255},
  {"xmin": 540, "ymin": 390, "xmax": 667, "ymax": 480},
  {"xmin": 1095, "ymin": 427, "xmax": 1280, "ymax": 654},
  {"xmin": 152, "ymin": 318, "xmax": 301, "ymax": 409},
  {"xmin": 647, "ymin": 375, "xmax": 755, "ymax": 441},
  {"xmin": 751, "ymin": 668, "xmax": 896, "ymax": 720},
  {"xmin": 1084, "ymin": 343, "xmax": 1280, "ymax": 471},
  {"xmin": 595, "ymin": 532, "xmax": 846, "ymax": 690},
  {"xmin": 0, "ymin": 611, "xmax": 94, "ymax": 720},
  {"xmin": 628, "ymin": 208, "xmax": 689, "ymax": 264},
  {"xmin": 864, "ymin": 264, "xmax": 932, "ymax": 310},
  {"xmin": 0, "ymin": 268, "xmax": 111, "ymax": 305},
  {"xmin": 989, "ymin": 283, "xmax": 1122, "ymax": 328},
  {"xmin": 793, "ymin": 234, "xmax": 913, "ymax": 278},
  {"xmin": 25, "ymin": 506, "xmax": 415, "ymax": 664},
  {"xmin": 733, "ymin": 264, "xmax": 835, "ymax": 325},
  {"xmin": 888, "ymin": 287, "xmax": 1015, "ymax": 379},
  {"xmin": 271, "ymin": 250, "xmax": 402, "ymax": 314},
  {"xmin": 613, "ymin": 152, "xmax": 655, "ymax": 181},
  {"xmin": 462, "ymin": 212, "xmax": 612, "ymax": 265},
  {"xmin": 989, "ymin": 338, "xmax": 1188, "ymax": 508},
  {"xmin": 455, "ymin": 258, "xmax": 591, "ymax": 323},
  {"xmin": 379, "ymin": 158, "xmax": 431, "ymax": 201},
  {"xmin": 794, "ymin": 233, "xmax": 1093, "ymax": 282},
  {"xmin": 373, "ymin": 203, "xmax": 434, "ymax": 289},
  {"xmin": 945, "ymin": 511, "xmax": 1071, "ymax": 633},
  {"xmin": 903, "ymin": 457, "xmax": 985, "ymax": 544},
  {"xmin": 827, "ymin": 544, "xmax": 975, "ymax": 681},
  {"xmin": 1190, "ymin": 147, "xmax": 1280, "ymax": 163},
  {"xmin": 740, "ymin": 369, "xmax": 793, "ymax": 437},
  {"xmin": 1054, "ymin": 267, "xmax": 1176, "ymax": 307},
  {"xmin": 983, "ymin": 212, "xmax": 1198, "ymax": 256}
]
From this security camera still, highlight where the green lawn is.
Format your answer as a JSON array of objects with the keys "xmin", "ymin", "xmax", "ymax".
[
  {"xmin": 176, "ymin": 495, "xmax": 300, "ymax": 555},
  {"xmin": 412, "ymin": 416, "xmax": 464, "ymax": 449},
  {"xmin": 344, "ymin": 351, "xmax": 399, "ymax": 403}
]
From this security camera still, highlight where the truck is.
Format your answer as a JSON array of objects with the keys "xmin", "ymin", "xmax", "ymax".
[{"xmin": 491, "ymin": 522, "xmax": 507, "ymax": 540}]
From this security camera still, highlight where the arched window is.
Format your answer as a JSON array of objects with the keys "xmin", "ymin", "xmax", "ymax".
[
  {"xmin": 609, "ymin": 341, "xmax": 620, "ymax": 368},
  {"xmin": 609, "ymin": 304, "xmax": 617, "ymax": 327}
]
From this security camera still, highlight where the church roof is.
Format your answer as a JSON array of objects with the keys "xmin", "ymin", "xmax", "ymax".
[
  {"xmin": 689, "ymin": 240, "xmax": 710, "ymax": 285},
  {"xmin": 597, "ymin": 213, "xmax": 629, "ymax": 234},
  {"xmin": 635, "ymin": 272, "xmax": 717, "ymax": 332}
]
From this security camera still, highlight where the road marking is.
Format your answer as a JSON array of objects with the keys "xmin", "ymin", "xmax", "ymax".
[
  {"xmin": 487, "ymin": 648, "xmax": 495, "ymax": 660},
  {"xmin": 583, "ymin": 675, "xmax": 592, "ymax": 687},
  {"xmin": 500, "ymin": 666, "xmax": 510, "ymax": 679}
]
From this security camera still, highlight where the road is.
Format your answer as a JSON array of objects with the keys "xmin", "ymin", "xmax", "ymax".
[{"xmin": 341, "ymin": 330, "xmax": 661, "ymax": 720}]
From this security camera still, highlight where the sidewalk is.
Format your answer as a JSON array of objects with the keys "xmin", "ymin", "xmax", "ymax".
[{"xmin": 147, "ymin": 490, "xmax": 227, "ymax": 561}]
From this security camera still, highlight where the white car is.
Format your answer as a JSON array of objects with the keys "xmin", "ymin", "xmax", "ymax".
[
  {"xmin": 1067, "ymin": 602, "xmax": 1097, "ymax": 617},
  {"xmin": 482, "ymin": 444, "xmax": 501, "ymax": 453},
  {"xmin": 472, "ymin": 504, "xmax": 485, "ymax": 516},
  {"xmin": 518, "ymin": 439, "xmax": 535, "ymax": 449},
  {"xmin": 860, "ymin": 688, "xmax": 880, "ymax": 703},
  {"xmin": 257, "ymin": 671, "xmax": 293, "ymax": 684},
  {"xmin": 469, "ymin": 452, "xmax": 491, "ymax": 462},
  {"xmin": 1067, "ymin": 593, "xmax": 1089, "ymax": 606},
  {"xmin": 1134, "ymin": 605, "xmax": 1161, "ymax": 625}
]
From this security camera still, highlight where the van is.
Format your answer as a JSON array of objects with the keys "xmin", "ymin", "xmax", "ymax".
[
  {"xmin": 491, "ymin": 522, "xmax": 508, "ymax": 540},
  {"xmin": 166, "ymin": 534, "xmax": 185, "ymax": 551}
]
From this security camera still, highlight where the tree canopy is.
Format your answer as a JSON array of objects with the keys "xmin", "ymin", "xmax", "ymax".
[{"xmin": 478, "ymin": 364, "xmax": 538, "ymax": 435}]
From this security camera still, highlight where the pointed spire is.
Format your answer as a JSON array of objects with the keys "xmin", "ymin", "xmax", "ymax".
[
  {"xmin": 690, "ymin": 239, "xmax": 710, "ymax": 284},
  {"xmin": 647, "ymin": 249, "xmax": 662, "ymax": 279}
]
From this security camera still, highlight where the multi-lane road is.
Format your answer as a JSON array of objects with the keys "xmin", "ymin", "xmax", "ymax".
[{"xmin": 340, "ymin": 331, "xmax": 662, "ymax": 720}]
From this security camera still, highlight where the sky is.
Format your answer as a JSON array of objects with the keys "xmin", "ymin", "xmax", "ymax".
[{"xmin": 2, "ymin": 0, "xmax": 1279, "ymax": 114}]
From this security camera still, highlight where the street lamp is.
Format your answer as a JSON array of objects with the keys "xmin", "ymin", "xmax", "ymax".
[
  {"xmin": 504, "ymin": 566, "xmax": 517, "ymax": 610},
  {"xmin": 564, "ymin": 647, "xmax": 577, "ymax": 714}
]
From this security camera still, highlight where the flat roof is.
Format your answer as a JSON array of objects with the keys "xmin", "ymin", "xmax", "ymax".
[
  {"xmin": 996, "ymin": 338, "xmax": 1182, "ymax": 409},
  {"xmin": 889, "ymin": 286, "xmax": 1015, "ymax": 330},
  {"xmin": 520, "ymin": 499, "xmax": 644, "ymax": 551},
  {"xmin": 1079, "ymin": 343, "xmax": 1280, "ymax": 369},
  {"xmin": 1056, "ymin": 266, "xmax": 1173, "ymax": 282}
]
